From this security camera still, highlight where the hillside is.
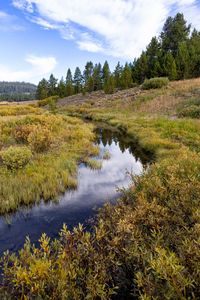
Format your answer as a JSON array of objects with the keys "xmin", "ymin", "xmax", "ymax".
[
  {"xmin": 0, "ymin": 81, "xmax": 37, "ymax": 101},
  {"xmin": 57, "ymin": 77, "xmax": 200, "ymax": 117}
]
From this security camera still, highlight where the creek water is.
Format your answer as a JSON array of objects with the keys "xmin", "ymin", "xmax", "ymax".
[{"xmin": 0, "ymin": 126, "xmax": 151, "ymax": 256}]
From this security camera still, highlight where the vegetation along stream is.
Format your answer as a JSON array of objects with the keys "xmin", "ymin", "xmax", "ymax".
[{"xmin": 0, "ymin": 125, "xmax": 152, "ymax": 257}]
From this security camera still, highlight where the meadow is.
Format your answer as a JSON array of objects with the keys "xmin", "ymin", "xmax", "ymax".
[
  {"xmin": 1, "ymin": 78, "xmax": 200, "ymax": 299},
  {"xmin": 0, "ymin": 104, "xmax": 98, "ymax": 214}
]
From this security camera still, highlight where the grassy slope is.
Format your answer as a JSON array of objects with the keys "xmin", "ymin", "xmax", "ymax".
[
  {"xmin": 1, "ymin": 79, "xmax": 200, "ymax": 299},
  {"xmin": 62, "ymin": 78, "xmax": 200, "ymax": 159}
]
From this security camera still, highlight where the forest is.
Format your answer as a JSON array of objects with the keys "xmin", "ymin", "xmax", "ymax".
[
  {"xmin": 0, "ymin": 81, "xmax": 37, "ymax": 101},
  {"xmin": 37, "ymin": 13, "xmax": 200, "ymax": 99}
]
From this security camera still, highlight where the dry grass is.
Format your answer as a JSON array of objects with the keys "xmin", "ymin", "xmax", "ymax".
[
  {"xmin": 131, "ymin": 78, "xmax": 200, "ymax": 115},
  {"xmin": 135, "ymin": 94, "xmax": 184, "ymax": 115},
  {"xmin": 169, "ymin": 77, "xmax": 200, "ymax": 93}
]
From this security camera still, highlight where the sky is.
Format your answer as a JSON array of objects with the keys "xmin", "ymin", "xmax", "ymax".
[{"xmin": 0, "ymin": 0, "xmax": 200, "ymax": 84}]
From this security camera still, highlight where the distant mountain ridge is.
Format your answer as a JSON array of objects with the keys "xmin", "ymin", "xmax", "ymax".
[{"xmin": 0, "ymin": 81, "xmax": 37, "ymax": 102}]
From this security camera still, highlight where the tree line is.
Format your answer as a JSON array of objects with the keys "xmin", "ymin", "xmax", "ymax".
[
  {"xmin": 0, "ymin": 82, "xmax": 37, "ymax": 102},
  {"xmin": 37, "ymin": 13, "xmax": 200, "ymax": 100}
]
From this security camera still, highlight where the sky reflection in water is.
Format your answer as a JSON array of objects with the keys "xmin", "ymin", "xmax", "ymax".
[{"xmin": 0, "ymin": 128, "xmax": 144, "ymax": 255}]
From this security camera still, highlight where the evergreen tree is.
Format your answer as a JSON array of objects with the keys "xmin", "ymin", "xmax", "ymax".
[
  {"xmin": 83, "ymin": 62, "xmax": 94, "ymax": 86},
  {"xmin": 36, "ymin": 78, "xmax": 48, "ymax": 100},
  {"xmin": 66, "ymin": 68, "xmax": 73, "ymax": 83},
  {"xmin": 120, "ymin": 63, "xmax": 133, "ymax": 89},
  {"xmin": 57, "ymin": 77, "xmax": 66, "ymax": 98},
  {"xmin": 163, "ymin": 52, "xmax": 177, "ymax": 80},
  {"xmin": 134, "ymin": 52, "xmax": 148, "ymax": 83},
  {"xmin": 188, "ymin": 29, "xmax": 200, "ymax": 77},
  {"xmin": 48, "ymin": 74, "xmax": 58, "ymax": 96},
  {"xmin": 93, "ymin": 63, "xmax": 102, "ymax": 91},
  {"xmin": 66, "ymin": 68, "xmax": 74, "ymax": 96},
  {"xmin": 74, "ymin": 67, "xmax": 83, "ymax": 94},
  {"xmin": 104, "ymin": 74, "xmax": 115, "ymax": 94},
  {"xmin": 160, "ymin": 13, "xmax": 190, "ymax": 55},
  {"xmin": 86, "ymin": 76, "xmax": 94, "ymax": 93},
  {"xmin": 176, "ymin": 41, "xmax": 190, "ymax": 79},
  {"xmin": 114, "ymin": 62, "xmax": 123, "ymax": 88},
  {"xmin": 146, "ymin": 37, "xmax": 161, "ymax": 78},
  {"xmin": 102, "ymin": 61, "xmax": 110, "ymax": 90}
]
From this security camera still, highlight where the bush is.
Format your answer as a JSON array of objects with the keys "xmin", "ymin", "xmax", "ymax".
[
  {"xmin": 142, "ymin": 77, "xmax": 169, "ymax": 90},
  {"xmin": 28, "ymin": 125, "xmax": 53, "ymax": 152},
  {"xmin": 1, "ymin": 226, "xmax": 116, "ymax": 299},
  {"xmin": 0, "ymin": 146, "xmax": 32, "ymax": 170},
  {"xmin": 13, "ymin": 124, "xmax": 37, "ymax": 143},
  {"xmin": 178, "ymin": 105, "xmax": 200, "ymax": 118},
  {"xmin": 37, "ymin": 96, "xmax": 59, "ymax": 107}
]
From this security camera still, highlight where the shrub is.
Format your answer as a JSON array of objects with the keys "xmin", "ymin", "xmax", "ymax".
[
  {"xmin": 0, "ymin": 146, "xmax": 32, "ymax": 170},
  {"xmin": 28, "ymin": 125, "xmax": 53, "ymax": 152},
  {"xmin": 142, "ymin": 77, "xmax": 169, "ymax": 90},
  {"xmin": 1, "ymin": 226, "xmax": 116, "ymax": 299},
  {"xmin": 178, "ymin": 105, "xmax": 200, "ymax": 118},
  {"xmin": 13, "ymin": 124, "xmax": 37, "ymax": 143},
  {"xmin": 37, "ymin": 96, "xmax": 59, "ymax": 107}
]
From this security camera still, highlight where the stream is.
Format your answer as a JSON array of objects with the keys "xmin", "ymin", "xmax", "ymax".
[{"xmin": 0, "ymin": 126, "xmax": 152, "ymax": 256}]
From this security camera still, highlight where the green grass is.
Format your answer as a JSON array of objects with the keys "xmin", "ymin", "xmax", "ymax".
[
  {"xmin": 0, "ymin": 105, "xmax": 97, "ymax": 214},
  {"xmin": 84, "ymin": 158, "xmax": 102, "ymax": 170}
]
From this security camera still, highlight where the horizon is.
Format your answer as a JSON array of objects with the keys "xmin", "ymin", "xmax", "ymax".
[{"xmin": 0, "ymin": 0, "xmax": 200, "ymax": 84}]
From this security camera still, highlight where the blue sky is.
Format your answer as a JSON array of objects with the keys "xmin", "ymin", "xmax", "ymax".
[{"xmin": 0, "ymin": 0, "xmax": 200, "ymax": 84}]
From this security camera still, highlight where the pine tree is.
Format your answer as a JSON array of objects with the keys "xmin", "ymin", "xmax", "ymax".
[
  {"xmin": 104, "ymin": 74, "xmax": 115, "ymax": 94},
  {"xmin": 134, "ymin": 52, "xmax": 148, "ymax": 83},
  {"xmin": 160, "ymin": 13, "xmax": 190, "ymax": 55},
  {"xmin": 86, "ymin": 76, "xmax": 94, "ymax": 93},
  {"xmin": 57, "ymin": 77, "xmax": 66, "ymax": 98},
  {"xmin": 163, "ymin": 52, "xmax": 177, "ymax": 80},
  {"xmin": 66, "ymin": 68, "xmax": 74, "ymax": 96},
  {"xmin": 188, "ymin": 29, "xmax": 200, "ymax": 77},
  {"xmin": 66, "ymin": 68, "xmax": 73, "ymax": 83},
  {"xmin": 36, "ymin": 78, "xmax": 48, "ymax": 100},
  {"xmin": 83, "ymin": 62, "xmax": 94, "ymax": 87},
  {"xmin": 74, "ymin": 67, "xmax": 83, "ymax": 94},
  {"xmin": 48, "ymin": 74, "xmax": 58, "ymax": 96},
  {"xmin": 146, "ymin": 37, "xmax": 161, "ymax": 78},
  {"xmin": 176, "ymin": 41, "xmax": 190, "ymax": 79},
  {"xmin": 120, "ymin": 63, "xmax": 133, "ymax": 89},
  {"xmin": 102, "ymin": 61, "xmax": 110, "ymax": 90},
  {"xmin": 114, "ymin": 62, "xmax": 123, "ymax": 88},
  {"xmin": 93, "ymin": 63, "xmax": 102, "ymax": 91}
]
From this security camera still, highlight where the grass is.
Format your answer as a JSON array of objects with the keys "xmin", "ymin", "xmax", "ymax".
[
  {"xmin": 0, "ymin": 105, "xmax": 97, "ymax": 214},
  {"xmin": 84, "ymin": 158, "xmax": 102, "ymax": 170}
]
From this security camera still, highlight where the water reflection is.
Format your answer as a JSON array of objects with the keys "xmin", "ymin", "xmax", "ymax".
[
  {"xmin": 0, "ymin": 126, "xmax": 150, "ymax": 256},
  {"xmin": 95, "ymin": 126, "xmax": 154, "ymax": 165}
]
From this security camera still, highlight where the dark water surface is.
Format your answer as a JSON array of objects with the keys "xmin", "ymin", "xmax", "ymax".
[{"xmin": 0, "ymin": 127, "xmax": 150, "ymax": 256}]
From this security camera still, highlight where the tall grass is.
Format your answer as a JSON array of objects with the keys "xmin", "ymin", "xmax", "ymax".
[{"xmin": 0, "ymin": 106, "xmax": 97, "ymax": 214}]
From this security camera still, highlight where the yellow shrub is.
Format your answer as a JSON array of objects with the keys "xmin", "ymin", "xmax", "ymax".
[
  {"xmin": 13, "ymin": 124, "xmax": 37, "ymax": 143},
  {"xmin": 28, "ymin": 125, "xmax": 53, "ymax": 152},
  {"xmin": 0, "ymin": 146, "xmax": 32, "ymax": 170}
]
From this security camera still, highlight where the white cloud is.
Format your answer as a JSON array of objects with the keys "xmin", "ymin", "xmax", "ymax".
[
  {"xmin": 12, "ymin": 0, "xmax": 34, "ymax": 13},
  {"xmin": 0, "ymin": 10, "xmax": 25, "ymax": 31},
  {"xmin": 12, "ymin": 0, "xmax": 200, "ymax": 59},
  {"xmin": 77, "ymin": 33, "xmax": 104, "ymax": 53},
  {"xmin": 30, "ymin": 16, "xmax": 57, "ymax": 29},
  {"xmin": 0, "ymin": 55, "xmax": 57, "ymax": 83}
]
